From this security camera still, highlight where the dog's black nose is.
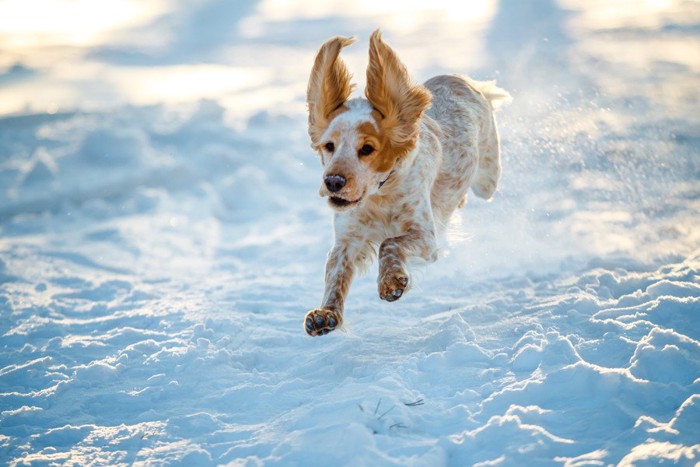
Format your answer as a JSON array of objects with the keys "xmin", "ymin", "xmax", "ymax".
[{"xmin": 324, "ymin": 174, "xmax": 346, "ymax": 193}]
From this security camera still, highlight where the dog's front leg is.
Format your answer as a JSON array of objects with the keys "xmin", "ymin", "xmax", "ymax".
[
  {"xmin": 305, "ymin": 236, "xmax": 369, "ymax": 336},
  {"xmin": 378, "ymin": 221, "xmax": 437, "ymax": 302}
]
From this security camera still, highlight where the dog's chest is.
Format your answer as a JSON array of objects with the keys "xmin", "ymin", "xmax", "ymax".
[{"xmin": 339, "ymin": 199, "xmax": 410, "ymax": 242}]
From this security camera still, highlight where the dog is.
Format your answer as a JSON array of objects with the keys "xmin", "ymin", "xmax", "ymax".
[{"xmin": 304, "ymin": 29, "xmax": 510, "ymax": 336}]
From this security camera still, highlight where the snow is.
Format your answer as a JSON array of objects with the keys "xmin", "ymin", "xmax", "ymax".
[{"xmin": 1, "ymin": 0, "xmax": 699, "ymax": 465}]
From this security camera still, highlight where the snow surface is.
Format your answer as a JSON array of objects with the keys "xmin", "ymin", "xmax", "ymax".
[{"xmin": 1, "ymin": 0, "xmax": 699, "ymax": 465}]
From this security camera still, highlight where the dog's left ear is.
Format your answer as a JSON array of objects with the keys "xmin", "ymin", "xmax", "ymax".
[
  {"xmin": 365, "ymin": 29, "xmax": 431, "ymax": 159},
  {"xmin": 307, "ymin": 36, "xmax": 356, "ymax": 146}
]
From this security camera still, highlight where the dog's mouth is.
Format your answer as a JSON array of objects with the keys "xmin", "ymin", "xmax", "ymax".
[{"xmin": 328, "ymin": 195, "xmax": 362, "ymax": 210}]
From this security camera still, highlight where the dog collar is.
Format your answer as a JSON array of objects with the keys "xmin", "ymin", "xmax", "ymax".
[{"xmin": 378, "ymin": 169, "xmax": 395, "ymax": 189}]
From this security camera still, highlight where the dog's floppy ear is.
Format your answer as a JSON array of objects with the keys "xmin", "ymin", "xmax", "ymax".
[
  {"xmin": 365, "ymin": 29, "xmax": 431, "ymax": 159},
  {"xmin": 307, "ymin": 36, "xmax": 356, "ymax": 146}
]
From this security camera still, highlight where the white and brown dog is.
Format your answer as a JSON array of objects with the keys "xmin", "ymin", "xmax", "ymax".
[{"xmin": 304, "ymin": 30, "xmax": 510, "ymax": 336}]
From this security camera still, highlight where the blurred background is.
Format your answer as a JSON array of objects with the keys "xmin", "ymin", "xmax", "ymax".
[{"xmin": 1, "ymin": 0, "xmax": 698, "ymax": 120}]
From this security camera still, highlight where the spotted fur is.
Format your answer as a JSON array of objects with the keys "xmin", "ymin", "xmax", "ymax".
[{"xmin": 304, "ymin": 30, "xmax": 510, "ymax": 337}]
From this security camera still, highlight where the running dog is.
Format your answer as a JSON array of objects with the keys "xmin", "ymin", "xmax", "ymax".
[{"xmin": 304, "ymin": 30, "xmax": 510, "ymax": 336}]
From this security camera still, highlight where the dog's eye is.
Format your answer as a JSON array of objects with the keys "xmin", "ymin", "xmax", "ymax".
[
  {"xmin": 324, "ymin": 142, "xmax": 335, "ymax": 153},
  {"xmin": 358, "ymin": 144, "xmax": 374, "ymax": 156}
]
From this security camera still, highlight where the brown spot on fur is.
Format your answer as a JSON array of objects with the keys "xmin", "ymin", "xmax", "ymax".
[
  {"xmin": 356, "ymin": 121, "xmax": 399, "ymax": 173},
  {"xmin": 356, "ymin": 122, "xmax": 382, "ymax": 150}
]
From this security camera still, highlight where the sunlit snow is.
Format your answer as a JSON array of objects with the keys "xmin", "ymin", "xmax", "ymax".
[{"xmin": 1, "ymin": 0, "xmax": 698, "ymax": 465}]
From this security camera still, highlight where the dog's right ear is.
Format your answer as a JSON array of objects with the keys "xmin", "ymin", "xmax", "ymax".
[{"xmin": 306, "ymin": 36, "xmax": 356, "ymax": 146}]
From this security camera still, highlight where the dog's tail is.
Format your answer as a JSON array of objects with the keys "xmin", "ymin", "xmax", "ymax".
[
  {"xmin": 470, "ymin": 80, "xmax": 511, "ymax": 200},
  {"xmin": 471, "ymin": 79, "xmax": 512, "ymax": 111}
]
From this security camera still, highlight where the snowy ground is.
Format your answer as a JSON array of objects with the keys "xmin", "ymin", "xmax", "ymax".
[{"xmin": 1, "ymin": 0, "xmax": 699, "ymax": 465}]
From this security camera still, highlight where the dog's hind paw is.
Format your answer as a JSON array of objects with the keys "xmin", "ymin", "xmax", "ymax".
[
  {"xmin": 304, "ymin": 308, "xmax": 342, "ymax": 336},
  {"xmin": 378, "ymin": 270, "xmax": 409, "ymax": 302}
]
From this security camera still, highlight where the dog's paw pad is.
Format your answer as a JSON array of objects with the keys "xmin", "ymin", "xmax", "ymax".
[
  {"xmin": 386, "ymin": 288, "xmax": 403, "ymax": 302},
  {"xmin": 378, "ymin": 272, "xmax": 409, "ymax": 302},
  {"xmin": 304, "ymin": 317, "xmax": 314, "ymax": 333},
  {"xmin": 305, "ymin": 309, "xmax": 341, "ymax": 336}
]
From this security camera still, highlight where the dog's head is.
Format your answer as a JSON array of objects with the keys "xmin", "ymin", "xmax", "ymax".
[{"xmin": 306, "ymin": 30, "xmax": 431, "ymax": 211}]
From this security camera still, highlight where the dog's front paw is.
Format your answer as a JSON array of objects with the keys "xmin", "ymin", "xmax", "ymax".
[
  {"xmin": 378, "ymin": 270, "xmax": 409, "ymax": 302},
  {"xmin": 304, "ymin": 308, "xmax": 342, "ymax": 336}
]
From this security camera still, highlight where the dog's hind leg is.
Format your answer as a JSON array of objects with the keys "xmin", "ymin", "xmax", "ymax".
[
  {"xmin": 471, "ymin": 81, "xmax": 510, "ymax": 200},
  {"xmin": 471, "ymin": 111, "xmax": 502, "ymax": 200}
]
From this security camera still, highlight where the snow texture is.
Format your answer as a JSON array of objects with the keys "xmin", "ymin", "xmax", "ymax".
[{"xmin": 1, "ymin": 0, "xmax": 699, "ymax": 465}]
